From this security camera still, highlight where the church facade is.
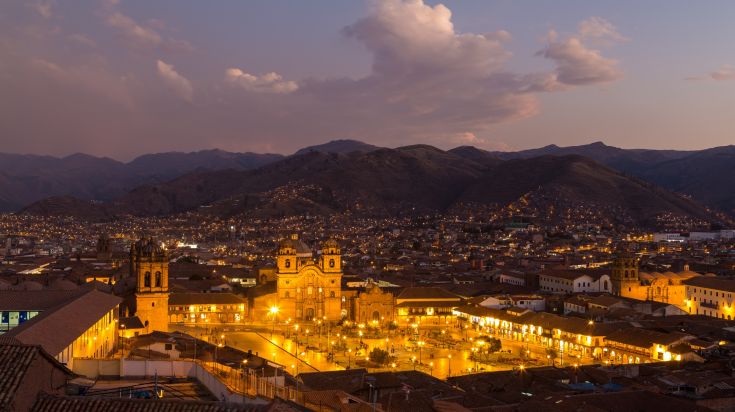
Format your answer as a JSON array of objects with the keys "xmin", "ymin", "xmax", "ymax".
[
  {"xmin": 131, "ymin": 237, "xmax": 169, "ymax": 332},
  {"xmin": 611, "ymin": 252, "xmax": 699, "ymax": 310},
  {"xmin": 274, "ymin": 235, "xmax": 343, "ymax": 321}
]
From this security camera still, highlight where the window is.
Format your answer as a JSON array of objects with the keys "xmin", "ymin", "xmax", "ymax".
[
  {"xmin": 329, "ymin": 259, "xmax": 335, "ymax": 268},
  {"xmin": 285, "ymin": 291, "xmax": 290, "ymax": 298},
  {"xmin": 285, "ymin": 259, "xmax": 291, "ymax": 268},
  {"xmin": 308, "ymin": 286, "xmax": 313, "ymax": 295},
  {"xmin": 330, "ymin": 291, "xmax": 335, "ymax": 298},
  {"xmin": 155, "ymin": 271, "xmax": 162, "ymax": 287},
  {"xmin": 144, "ymin": 271, "xmax": 151, "ymax": 287}
]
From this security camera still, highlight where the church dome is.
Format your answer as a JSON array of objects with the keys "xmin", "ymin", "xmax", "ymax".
[
  {"xmin": 278, "ymin": 234, "xmax": 312, "ymax": 257},
  {"xmin": 132, "ymin": 237, "xmax": 166, "ymax": 258},
  {"xmin": 322, "ymin": 239, "xmax": 340, "ymax": 252}
]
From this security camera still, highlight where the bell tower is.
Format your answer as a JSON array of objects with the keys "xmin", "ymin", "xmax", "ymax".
[
  {"xmin": 276, "ymin": 234, "xmax": 299, "ymax": 274},
  {"xmin": 611, "ymin": 248, "xmax": 639, "ymax": 296},
  {"xmin": 131, "ymin": 237, "xmax": 169, "ymax": 332},
  {"xmin": 320, "ymin": 239, "xmax": 341, "ymax": 273}
]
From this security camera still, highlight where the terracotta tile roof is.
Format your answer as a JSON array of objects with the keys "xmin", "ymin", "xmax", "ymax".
[
  {"xmin": 396, "ymin": 287, "xmax": 462, "ymax": 301},
  {"xmin": 5, "ymin": 289, "xmax": 121, "ymax": 356},
  {"xmin": 169, "ymin": 293, "xmax": 246, "ymax": 306},
  {"xmin": 684, "ymin": 276, "xmax": 735, "ymax": 293},
  {"xmin": 0, "ymin": 343, "xmax": 73, "ymax": 409},
  {"xmin": 605, "ymin": 328, "xmax": 691, "ymax": 348},
  {"xmin": 30, "ymin": 394, "xmax": 266, "ymax": 412}
]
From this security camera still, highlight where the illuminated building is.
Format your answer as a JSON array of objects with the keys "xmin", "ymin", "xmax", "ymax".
[
  {"xmin": 131, "ymin": 237, "xmax": 169, "ymax": 333},
  {"xmin": 684, "ymin": 276, "xmax": 735, "ymax": 319},
  {"xmin": 168, "ymin": 292, "xmax": 248, "ymax": 324},
  {"xmin": 273, "ymin": 235, "xmax": 343, "ymax": 321}
]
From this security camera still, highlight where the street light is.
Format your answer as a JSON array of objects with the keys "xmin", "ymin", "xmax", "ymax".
[
  {"xmin": 447, "ymin": 354, "xmax": 452, "ymax": 377},
  {"xmin": 269, "ymin": 306, "xmax": 279, "ymax": 339}
]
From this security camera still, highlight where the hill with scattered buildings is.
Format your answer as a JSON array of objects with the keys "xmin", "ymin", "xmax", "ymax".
[{"xmin": 21, "ymin": 144, "xmax": 729, "ymax": 227}]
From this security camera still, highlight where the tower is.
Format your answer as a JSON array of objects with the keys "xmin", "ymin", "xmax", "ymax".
[
  {"xmin": 320, "ymin": 239, "xmax": 341, "ymax": 274},
  {"xmin": 611, "ymin": 249, "xmax": 639, "ymax": 296},
  {"xmin": 276, "ymin": 234, "xmax": 299, "ymax": 274},
  {"xmin": 131, "ymin": 237, "xmax": 169, "ymax": 332},
  {"xmin": 96, "ymin": 233, "xmax": 112, "ymax": 261}
]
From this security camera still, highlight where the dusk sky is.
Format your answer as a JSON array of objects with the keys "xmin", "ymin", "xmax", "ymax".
[{"xmin": 2, "ymin": 0, "xmax": 735, "ymax": 160}]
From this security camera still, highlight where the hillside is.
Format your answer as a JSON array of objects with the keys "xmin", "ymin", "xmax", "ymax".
[{"xmin": 22, "ymin": 146, "xmax": 726, "ymax": 227}]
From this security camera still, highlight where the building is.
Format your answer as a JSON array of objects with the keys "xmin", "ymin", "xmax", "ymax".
[
  {"xmin": 131, "ymin": 237, "xmax": 170, "ymax": 333},
  {"xmin": 479, "ymin": 294, "xmax": 545, "ymax": 312},
  {"xmin": 604, "ymin": 328, "xmax": 696, "ymax": 364},
  {"xmin": 0, "ymin": 340, "xmax": 74, "ymax": 412},
  {"xmin": 2, "ymin": 287, "xmax": 120, "ymax": 369},
  {"xmin": 684, "ymin": 276, "xmax": 735, "ymax": 319},
  {"xmin": 610, "ymin": 253, "xmax": 700, "ymax": 310},
  {"xmin": 395, "ymin": 287, "xmax": 462, "ymax": 325},
  {"xmin": 352, "ymin": 280, "xmax": 395, "ymax": 324},
  {"xmin": 168, "ymin": 292, "xmax": 248, "ymax": 324},
  {"xmin": 274, "ymin": 235, "xmax": 343, "ymax": 321},
  {"xmin": 539, "ymin": 270, "xmax": 612, "ymax": 294}
]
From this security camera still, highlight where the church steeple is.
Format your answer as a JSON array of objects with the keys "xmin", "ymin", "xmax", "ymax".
[
  {"xmin": 132, "ymin": 237, "xmax": 169, "ymax": 332},
  {"xmin": 611, "ymin": 245, "xmax": 639, "ymax": 296}
]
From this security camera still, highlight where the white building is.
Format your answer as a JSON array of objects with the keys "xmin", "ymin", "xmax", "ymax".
[
  {"xmin": 539, "ymin": 270, "xmax": 611, "ymax": 294},
  {"xmin": 497, "ymin": 271, "xmax": 526, "ymax": 287},
  {"xmin": 684, "ymin": 276, "xmax": 735, "ymax": 319},
  {"xmin": 480, "ymin": 294, "xmax": 545, "ymax": 312}
]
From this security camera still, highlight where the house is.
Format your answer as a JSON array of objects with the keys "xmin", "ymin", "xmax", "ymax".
[{"xmin": 0, "ymin": 340, "xmax": 74, "ymax": 412}]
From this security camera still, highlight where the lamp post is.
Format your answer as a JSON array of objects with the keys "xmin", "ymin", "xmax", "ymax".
[
  {"xmin": 269, "ymin": 306, "xmax": 279, "ymax": 339},
  {"xmin": 447, "ymin": 354, "xmax": 452, "ymax": 378},
  {"xmin": 347, "ymin": 348, "xmax": 352, "ymax": 369},
  {"xmin": 417, "ymin": 340, "xmax": 425, "ymax": 365}
]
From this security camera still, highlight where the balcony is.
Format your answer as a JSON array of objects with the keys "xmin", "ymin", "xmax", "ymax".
[{"xmin": 700, "ymin": 301, "xmax": 718, "ymax": 309}]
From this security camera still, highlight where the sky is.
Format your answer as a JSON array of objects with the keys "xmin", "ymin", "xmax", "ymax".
[{"xmin": 1, "ymin": 0, "xmax": 735, "ymax": 160}]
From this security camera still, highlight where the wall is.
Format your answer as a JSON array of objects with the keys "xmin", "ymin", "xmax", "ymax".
[{"xmin": 71, "ymin": 358, "xmax": 271, "ymax": 405}]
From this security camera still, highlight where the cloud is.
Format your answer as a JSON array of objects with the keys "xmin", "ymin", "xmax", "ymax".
[
  {"xmin": 29, "ymin": 57, "xmax": 136, "ymax": 108},
  {"xmin": 688, "ymin": 65, "xmax": 735, "ymax": 81},
  {"xmin": 225, "ymin": 68, "xmax": 298, "ymax": 94},
  {"xmin": 578, "ymin": 17, "xmax": 628, "ymax": 43},
  {"xmin": 105, "ymin": 12, "xmax": 162, "ymax": 48},
  {"xmin": 538, "ymin": 26, "xmax": 623, "ymax": 88},
  {"xmin": 157, "ymin": 60, "xmax": 193, "ymax": 102},
  {"xmin": 0, "ymin": 0, "xmax": 627, "ymax": 158},
  {"xmin": 68, "ymin": 33, "xmax": 96, "ymax": 48},
  {"xmin": 101, "ymin": 3, "xmax": 192, "ymax": 52},
  {"xmin": 31, "ymin": 1, "xmax": 54, "ymax": 19}
]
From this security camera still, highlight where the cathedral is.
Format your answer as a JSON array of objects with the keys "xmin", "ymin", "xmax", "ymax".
[
  {"xmin": 610, "ymin": 251, "xmax": 700, "ymax": 310},
  {"xmin": 130, "ymin": 237, "xmax": 170, "ymax": 332},
  {"xmin": 274, "ymin": 234, "xmax": 343, "ymax": 321}
]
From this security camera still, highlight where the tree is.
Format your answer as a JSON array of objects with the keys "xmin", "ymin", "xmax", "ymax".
[
  {"xmin": 369, "ymin": 347, "xmax": 391, "ymax": 365},
  {"xmin": 546, "ymin": 347, "xmax": 558, "ymax": 366},
  {"xmin": 485, "ymin": 337, "xmax": 502, "ymax": 353}
]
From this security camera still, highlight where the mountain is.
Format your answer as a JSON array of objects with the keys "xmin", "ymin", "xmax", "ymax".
[
  {"xmin": 99, "ymin": 145, "xmax": 483, "ymax": 216},
  {"xmin": 459, "ymin": 155, "xmax": 717, "ymax": 225},
  {"xmin": 636, "ymin": 146, "xmax": 735, "ymax": 215},
  {"xmin": 0, "ymin": 149, "xmax": 283, "ymax": 211},
  {"xmin": 22, "ymin": 146, "xmax": 726, "ymax": 227},
  {"xmin": 491, "ymin": 141, "xmax": 693, "ymax": 173},
  {"xmin": 293, "ymin": 139, "xmax": 381, "ymax": 156}
]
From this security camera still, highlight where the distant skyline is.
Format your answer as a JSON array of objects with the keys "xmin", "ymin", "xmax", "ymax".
[{"xmin": 2, "ymin": 0, "xmax": 735, "ymax": 160}]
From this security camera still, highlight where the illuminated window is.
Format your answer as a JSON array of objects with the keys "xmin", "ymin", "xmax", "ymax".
[
  {"xmin": 308, "ymin": 286, "xmax": 313, "ymax": 295},
  {"xmin": 329, "ymin": 259, "xmax": 335, "ymax": 268}
]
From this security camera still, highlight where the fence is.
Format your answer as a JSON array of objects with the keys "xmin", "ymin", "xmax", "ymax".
[{"xmin": 72, "ymin": 358, "xmax": 302, "ymax": 405}]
